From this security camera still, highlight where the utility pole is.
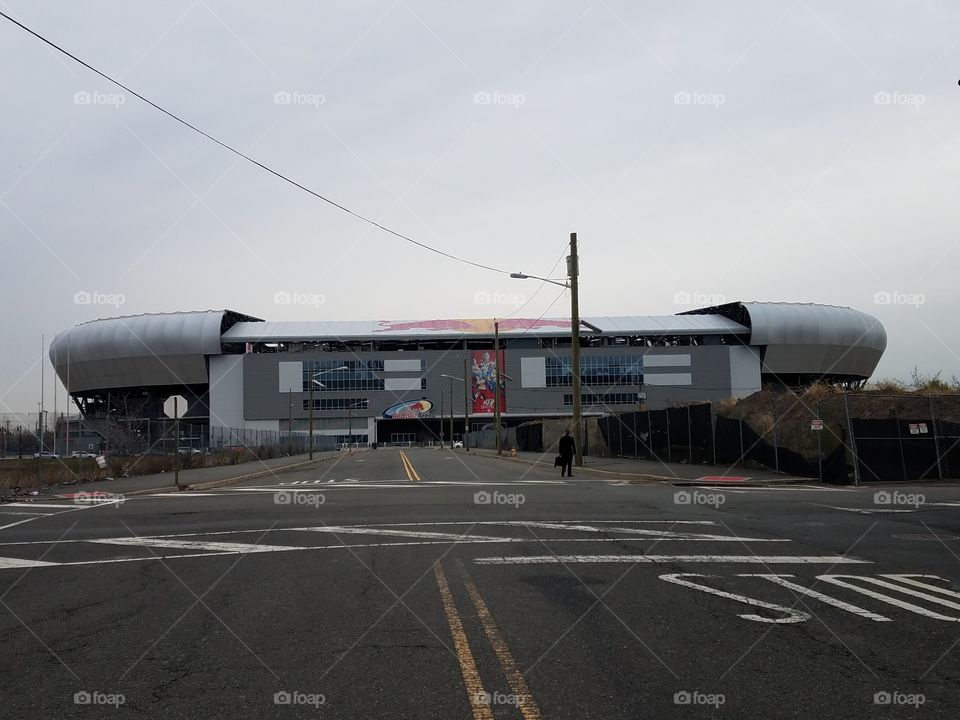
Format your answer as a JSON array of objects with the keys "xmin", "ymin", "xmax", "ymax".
[
  {"xmin": 464, "ymin": 358, "xmax": 470, "ymax": 452},
  {"xmin": 308, "ymin": 367, "xmax": 315, "ymax": 460},
  {"xmin": 439, "ymin": 389, "xmax": 444, "ymax": 448},
  {"xmin": 288, "ymin": 387, "xmax": 293, "ymax": 452},
  {"xmin": 449, "ymin": 375, "xmax": 454, "ymax": 449},
  {"xmin": 494, "ymin": 320, "xmax": 501, "ymax": 455},
  {"xmin": 569, "ymin": 232, "xmax": 583, "ymax": 468}
]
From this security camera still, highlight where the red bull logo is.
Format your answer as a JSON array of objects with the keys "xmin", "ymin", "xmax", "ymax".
[{"xmin": 382, "ymin": 399, "xmax": 434, "ymax": 419}]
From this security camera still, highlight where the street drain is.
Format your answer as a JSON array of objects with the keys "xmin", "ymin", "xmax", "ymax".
[{"xmin": 893, "ymin": 533, "xmax": 960, "ymax": 542}]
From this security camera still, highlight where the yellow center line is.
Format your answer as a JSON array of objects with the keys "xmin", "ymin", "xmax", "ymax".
[
  {"xmin": 399, "ymin": 449, "xmax": 421, "ymax": 482},
  {"xmin": 434, "ymin": 563, "xmax": 495, "ymax": 720},
  {"xmin": 455, "ymin": 559, "xmax": 544, "ymax": 720}
]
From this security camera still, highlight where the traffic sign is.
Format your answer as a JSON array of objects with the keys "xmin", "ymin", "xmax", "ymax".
[
  {"xmin": 163, "ymin": 395, "xmax": 188, "ymax": 419},
  {"xmin": 811, "ymin": 419, "xmax": 824, "ymax": 431}
]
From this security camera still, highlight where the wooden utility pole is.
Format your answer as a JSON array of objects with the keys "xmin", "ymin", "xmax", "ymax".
[
  {"xmin": 494, "ymin": 321, "xmax": 501, "ymax": 455},
  {"xmin": 569, "ymin": 233, "xmax": 583, "ymax": 467}
]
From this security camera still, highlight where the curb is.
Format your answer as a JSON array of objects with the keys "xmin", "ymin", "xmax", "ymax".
[
  {"xmin": 467, "ymin": 450, "xmax": 812, "ymax": 485},
  {"xmin": 120, "ymin": 452, "xmax": 356, "ymax": 496},
  {"xmin": 466, "ymin": 450, "xmax": 674, "ymax": 483}
]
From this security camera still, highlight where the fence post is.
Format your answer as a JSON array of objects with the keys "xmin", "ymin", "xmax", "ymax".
[
  {"xmin": 632, "ymin": 412, "xmax": 638, "ymax": 459},
  {"xmin": 844, "ymin": 393, "xmax": 861, "ymax": 487},
  {"xmin": 711, "ymin": 403, "xmax": 716, "ymax": 466},
  {"xmin": 816, "ymin": 398, "xmax": 822, "ymax": 484},
  {"xmin": 772, "ymin": 412, "xmax": 779, "ymax": 474},
  {"xmin": 930, "ymin": 395, "xmax": 943, "ymax": 481},
  {"xmin": 895, "ymin": 406, "xmax": 907, "ymax": 482},
  {"xmin": 666, "ymin": 409, "xmax": 672, "ymax": 463},
  {"xmin": 738, "ymin": 417, "xmax": 745, "ymax": 468},
  {"xmin": 687, "ymin": 405, "xmax": 692, "ymax": 464}
]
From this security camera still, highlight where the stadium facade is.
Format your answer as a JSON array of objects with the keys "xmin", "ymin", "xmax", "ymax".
[{"xmin": 48, "ymin": 302, "xmax": 887, "ymax": 447}]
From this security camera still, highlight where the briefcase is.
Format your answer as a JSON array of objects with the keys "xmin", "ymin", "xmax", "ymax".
[{"xmin": 554, "ymin": 455, "xmax": 562, "ymax": 467}]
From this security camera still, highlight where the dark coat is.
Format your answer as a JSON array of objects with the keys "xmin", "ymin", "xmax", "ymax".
[{"xmin": 558, "ymin": 434, "xmax": 575, "ymax": 458}]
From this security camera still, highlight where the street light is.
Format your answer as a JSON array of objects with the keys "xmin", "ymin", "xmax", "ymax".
[
  {"xmin": 440, "ymin": 374, "xmax": 465, "ymax": 450},
  {"xmin": 512, "ymin": 232, "xmax": 586, "ymax": 467},
  {"xmin": 308, "ymin": 365, "xmax": 349, "ymax": 459},
  {"xmin": 346, "ymin": 400, "xmax": 364, "ymax": 452}
]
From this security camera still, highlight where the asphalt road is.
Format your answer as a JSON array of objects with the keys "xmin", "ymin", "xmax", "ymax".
[{"xmin": 1, "ymin": 447, "xmax": 959, "ymax": 718}]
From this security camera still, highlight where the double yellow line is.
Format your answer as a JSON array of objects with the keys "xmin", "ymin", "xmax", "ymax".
[
  {"xmin": 435, "ymin": 560, "xmax": 542, "ymax": 720},
  {"xmin": 399, "ymin": 449, "xmax": 421, "ymax": 482}
]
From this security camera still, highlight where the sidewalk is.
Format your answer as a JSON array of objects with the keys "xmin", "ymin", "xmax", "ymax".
[
  {"xmin": 40, "ymin": 451, "xmax": 351, "ymax": 498},
  {"xmin": 466, "ymin": 448, "xmax": 811, "ymax": 485}
]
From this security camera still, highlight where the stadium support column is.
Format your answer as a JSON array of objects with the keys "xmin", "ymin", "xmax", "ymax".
[{"xmin": 569, "ymin": 233, "xmax": 583, "ymax": 468}]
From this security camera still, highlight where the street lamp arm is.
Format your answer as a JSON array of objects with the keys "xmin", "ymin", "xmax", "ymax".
[{"xmin": 510, "ymin": 272, "xmax": 569, "ymax": 289}]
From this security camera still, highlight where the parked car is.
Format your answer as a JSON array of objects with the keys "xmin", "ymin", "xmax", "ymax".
[
  {"xmin": 452, "ymin": 440, "xmax": 464, "ymax": 448},
  {"xmin": 177, "ymin": 447, "xmax": 202, "ymax": 455},
  {"xmin": 33, "ymin": 451, "xmax": 60, "ymax": 460},
  {"xmin": 69, "ymin": 451, "xmax": 97, "ymax": 459}
]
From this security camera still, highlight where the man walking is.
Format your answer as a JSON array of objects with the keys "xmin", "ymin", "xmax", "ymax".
[{"xmin": 558, "ymin": 429, "xmax": 575, "ymax": 478}]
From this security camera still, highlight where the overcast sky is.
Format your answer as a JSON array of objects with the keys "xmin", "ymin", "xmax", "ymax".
[{"xmin": 1, "ymin": 1, "xmax": 958, "ymax": 415}]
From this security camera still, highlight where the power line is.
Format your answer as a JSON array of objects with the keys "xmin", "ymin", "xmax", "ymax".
[{"xmin": 0, "ymin": 10, "xmax": 514, "ymax": 276}]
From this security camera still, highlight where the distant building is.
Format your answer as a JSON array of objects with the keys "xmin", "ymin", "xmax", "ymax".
[{"xmin": 49, "ymin": 302, "xmax": 886, "ymax": 446}]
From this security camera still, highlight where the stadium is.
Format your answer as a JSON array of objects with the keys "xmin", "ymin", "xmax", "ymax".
[{"xmin": 48, "ymin": 301, "xmax": 886, "ymax": 449}]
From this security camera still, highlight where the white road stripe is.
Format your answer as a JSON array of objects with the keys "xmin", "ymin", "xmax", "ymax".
[
  {"xmin": 300, "ymin": 526, "xmax": 516, "ymax": 542},
  {"xmin": 474, "ymin": 555, "xmax": 869, "ymax": 565},
  {"xmin": 90, "ymin": 538, "xmax": 302, "ymax": 553},
  {"xmin": 6, "ymin": 503, "xmax": 82, "ymax": 509},
  {"xmin": 487, "ymin": 520, "xmax": 786, "ymax": 542},
  {"xmin": 741, "ymin": 574, "xmax": 891, "ymax": 621},
  {"xmin": 819, "ymin": 575, "xmax": 960, "ymax": 621},
  {"xmin": 0, "ymin": 556, "xmax": 59, "ymax": 568},
  {"xmin": 661, "ymin": 573, "xmax": 811, "ymax": 624}
]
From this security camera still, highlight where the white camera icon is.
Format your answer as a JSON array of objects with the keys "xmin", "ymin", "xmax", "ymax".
[
  {"xmin": 673, "ymin": 91, "xmax": 692, "ymax": 105},
  {"xmin": 673, "ymin": 491, "xmax": 691, "ymax": 505},
  {"xmin": 273, "ymin": 91, "xmax": 292, "ymax": 105},
  {"xmin": 474, "ymin": 491, "xmax": 492, "ymax": 505},
  {"xmin": 274, "ymin": 492, "xmax": 292, "ymax": 505},
  {"xmin": 73, "ymin": 290, "xmax": 92, "ymax": 305},
  {"xmin": 473, "ymin": 91, "xmax": 492, "ymax": 105},
  {"xmin": 74, "ymin": 691, "xmax": 92, "ymax": 705},
  {"xmin": 273, "ymin": 291, "xmax": 292, "ymax": 305}
]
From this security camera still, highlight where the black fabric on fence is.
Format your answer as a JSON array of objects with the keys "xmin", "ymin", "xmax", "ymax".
[
  {"xmin": 597, "ymin": 405, "xmax": 715, "ymax": 464},
  {"xmin": 714, "ymin": 416, "xmax": 838, "ymax": 480},
  {"xmin": 516, "ymin": 424, "xmax": 543, "ymax": 453},
  {"xmin": 851, "ymin": 418, "xmax": 940, "ymax": 481}
]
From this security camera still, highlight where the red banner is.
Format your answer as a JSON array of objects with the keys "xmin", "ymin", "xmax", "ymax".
[{"xmin": 471, "ymin": 350, "xmax": 506, "ymax": 414}]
